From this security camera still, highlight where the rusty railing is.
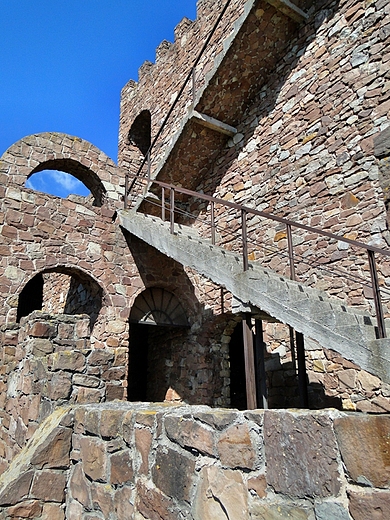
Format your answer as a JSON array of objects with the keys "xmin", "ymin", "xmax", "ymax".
[{"xmin": 124, "ymin": 172, "xmax": 390, "ymax": 339}]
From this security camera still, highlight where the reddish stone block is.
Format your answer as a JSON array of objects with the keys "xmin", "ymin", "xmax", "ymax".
[
  {"xmin": 41, "ymin": 503, "xmax": 65, "ymax": 520},
  {"xmin": 165, "ymin": 417, "xmax": 215, "ymax": 456},
  {"xmin": 30, "ymin": 470, "xmax": 66, "ymax": 502},
  {"xmin": 100, "ymin": 409, "xmax": 124, "ymax": 438},
  {"xmin": 79, "ymin": 436, "xmax": 108, "ymax": 481},
  {"xmin": 7, "ymin": 500, "xmax": 43, "ymax": 518},
  {"xmin": 114, "ymin": 486, "xmax": 134, "ymax": 520},
  {"xmin": 110, "ymin": 449, "xmax": 134, "ymax": 485},
  {"xmin": 68, "ymin": 463, "xmax": 92, "ymax": 509},
  {"xmin": 29, "ymin": 322, "xmax": 57, "ymax": 339},
  {"xmin": 152, "ymin": 446, "xmax": 196, "ymax": 502},
  {"xmin": 136, "ymin": 481, "xmax": 178, "ymax": 520},
  {"xmin": 264, "ymin": 411, "xmax": 341, "ymax": 498},
  {"xmin": 135, "ymin": 427, "xmax": 153, "ymax": 474},
  {"xmin": 348, "ymin": 490, "xmax": 390, "ymax": 520},
  {"xmin": 106, "ymin": 383, "xmax": 125, "ymax": 401},
  {"xmin": 90, "ymin": 482, "xmax": 114, "ymax": 518},
  {"xmin": 217, "ymin": 423, "xmax": 256, "ymax": 470},
  {"xmin": 194, "ymin": 466, "xmax": 248, "ymax": 519},
  {"xmin": 0, "ymin": 470, "xmax": 34, "ymax": 506},
  {"xmin": 30, "ymin": 427, "xmax": 72, "ymax": 470},
  {"xmin": 334, "ymin": 415, "xmax": 390, "ymax": 488}
]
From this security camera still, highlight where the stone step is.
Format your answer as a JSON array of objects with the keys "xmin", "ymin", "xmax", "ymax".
[{"xmin": 118, "ymin": 210, "xmax": 390, "ymax": 384}]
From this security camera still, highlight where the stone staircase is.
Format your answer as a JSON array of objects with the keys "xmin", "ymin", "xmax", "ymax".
[{"xmin": 119, "ymin": 210, "xmax": 390, "ymax": 384}]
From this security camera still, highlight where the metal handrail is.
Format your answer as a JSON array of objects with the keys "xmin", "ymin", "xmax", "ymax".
[
  {"xmin": 127, "ymin": 0, "xmax": 234, "ymax": 195},
  {"xmin": 123, "ymin": 172, "xmax": 390, "ymax": 338}
]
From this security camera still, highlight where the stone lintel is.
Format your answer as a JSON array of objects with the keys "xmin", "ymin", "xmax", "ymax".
[
  {"xmin": 191, "ymin": 110, "xmax": 237, "ymax": 137},
  {"xmin": 266, "ymin": 0, "xmax": 309, "ymax": 23}
]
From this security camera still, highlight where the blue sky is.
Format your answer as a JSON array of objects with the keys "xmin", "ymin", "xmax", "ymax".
[{"xmin": 1, "ymin": 0, "xmax": 197, "ymax": 197}]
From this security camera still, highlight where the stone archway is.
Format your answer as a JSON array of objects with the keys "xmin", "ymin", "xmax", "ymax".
[
  {"xmin": 0, "ymin": 132, "xmax": 120, "ymax": 208},
  {"xmin": 127, "ymin": 287, "xmax": 189, "ymax": 402}
]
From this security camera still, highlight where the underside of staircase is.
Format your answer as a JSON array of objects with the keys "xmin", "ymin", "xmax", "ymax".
[
  {"xmin": 119, "ymin": 210, "xmax": 390, "ymax": 384},
  {"xmin": 129, "ymin": 0, "xmax": 311, "ymax": 212}
]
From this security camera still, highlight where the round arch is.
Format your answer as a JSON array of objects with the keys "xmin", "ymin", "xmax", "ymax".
[
  {"xmin": 16, "ymin": 266, "xmax": 105, "ymax": 328},
  {"xmin": 0, "ymin": 132, "xmax": 118, "ymax": 206},
  {"xmin": 128, "ymin": 110, "xmax": 151, "ymax": 157},
  {"xmin": 129, "ymin": 287, "xmax": 189, "ymax": 327}
]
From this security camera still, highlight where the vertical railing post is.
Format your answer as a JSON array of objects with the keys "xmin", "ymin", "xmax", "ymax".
[
  {"xmin": 124, "ymin": 174, "xmax": 128, "ymax": 209},
  {"xmin": 368, "ymin": 250, "xmax": 386, "ymax": 338},
  {"xmin": 170, "ymin": 188, "xmax": 175, "ymax": 235},
  {"xmin": 161, "ymin": 187, "xmax": 165, "ymax": 221},
  {"xmin": 242, "ymin": 314, "xmax": 257, "ymax": 410},
  {"xmin": 255, "ymin": 319, "xmax": 268, "ymax": 409},
  {"xmin": 286, "ymin": 223, "xmax": 296, "ymax": 281},
  {"xmin": 211, "ymin": 201, "xmax": 216, "ymax": 245},
  {"xmin": 147, "ymin": 151, "xmax": 151, "ymax": 179},
  {"xmin": 242, "ymin": 209, "xmax": 248, "ymax": 272}
]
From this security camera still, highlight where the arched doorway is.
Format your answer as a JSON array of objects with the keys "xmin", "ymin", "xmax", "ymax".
[{"xmin": 127, "ymin": 287, "xmax": 189, "ymax": 402}]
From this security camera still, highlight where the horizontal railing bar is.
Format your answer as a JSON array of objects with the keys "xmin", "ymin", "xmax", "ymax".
[{"xmin": 124, "ymin": 172, "xmax": 390, "ymax": 259}]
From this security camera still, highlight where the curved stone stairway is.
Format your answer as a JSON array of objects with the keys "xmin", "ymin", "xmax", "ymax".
[{"xmin": 119, "ymin": 209, "xmax": 390, "ymax": 384}]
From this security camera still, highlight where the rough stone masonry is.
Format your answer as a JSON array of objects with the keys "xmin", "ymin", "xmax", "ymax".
[{"xmin": 1, "ymin": 0, "xmax": 390, "ymax": 517}]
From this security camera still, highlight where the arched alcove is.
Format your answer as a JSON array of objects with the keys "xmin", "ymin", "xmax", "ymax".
[
  {"xmin": 128, "ymin": 287, "xmax": 189, "ymax": 401},
  {"xmin": 17, "ymin": 268, "xmax": 103, "ymax": 328},
  {"xmin": 16, "ymin": 274, "xmax": 44, "ymax": 322},
  {"xmin": 128, "ymin": 110, "xmax": 151, "ymax": 156}
]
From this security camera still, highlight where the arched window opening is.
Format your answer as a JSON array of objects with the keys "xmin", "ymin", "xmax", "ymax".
[
  {"xmin": 128, "ymin": 110, "xmax": 151, "ymax": 157},
  {"xmin": 129, "ymin": 287, "xmax": 188, "ymax": 327},
  {"xmin": 128, "ymin": 287, "xmax": 189, "ymax": 402},
  {"xmin": 17, "ymin": 269, "xmax": 103, "ymax": 328},
  {"xmin": 26, "ymin": 158, "xmax": 106, "ymax": 206},
  {"xmin": 26, "ymin": 170, "xmax": 90, "ymax": 200}
]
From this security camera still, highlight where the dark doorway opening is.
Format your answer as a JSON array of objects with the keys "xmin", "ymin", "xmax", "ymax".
[
  {"xmin": 127, "ymin": 323, "xmax": 149, "ymax": 401},
  {"xmin": 17, "ymin": 274, "xmax": 44, "ymax": 322},
  {"xmin": 229, "ymin": 321, "xmax": 247, "ymax": 410},
  {"xmin": 128, "ymin": 288, "xmax": 189, "ymax": 402}
]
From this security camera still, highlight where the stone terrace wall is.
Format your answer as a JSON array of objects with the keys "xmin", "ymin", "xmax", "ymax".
[
  {"xmin": 0, "ymin": 312, "xmax": 127, "ymax": 475},
  {"xmin": 0, "ymin": 403, "xmax": 389, "ymax": 519}
]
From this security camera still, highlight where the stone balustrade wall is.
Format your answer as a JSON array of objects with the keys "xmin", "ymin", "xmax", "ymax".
[
  {"xmin": 0, "ymin": 312, "xmax": 126, "ymax": 475},
  {"xmin": 0, "ymin": 403, "xmax": 389, "ymax": 519}
]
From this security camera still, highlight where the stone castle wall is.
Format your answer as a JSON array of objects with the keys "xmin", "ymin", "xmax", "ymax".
[
  {"xmin": 118, "ymin": 0, "xmax": 390, "ymax": 318},
  {"xmin": 0, "ymin": 403, "xmax": 389, "ymax": 519},
  {"xmin": 204, "ymin": 0, "xmax": 390, "ymax": 314}
]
